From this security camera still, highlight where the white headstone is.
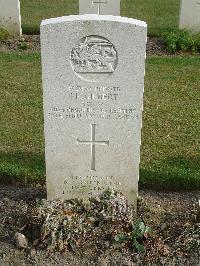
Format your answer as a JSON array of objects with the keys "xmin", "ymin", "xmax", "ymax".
[
  {"xmin": 41, "ymin": 15, "xmax": 147, "ymax": 203},
  {"xmin": 79, "ymin": 0, "xmax": 120, "ymax": 15},
  {"xmin": 179, "ymin": 0, "xmax": 200, "ymax": 32},
  {"xmin": 0, "ymin": 0, "xmax": 22, "ymax": 35}
]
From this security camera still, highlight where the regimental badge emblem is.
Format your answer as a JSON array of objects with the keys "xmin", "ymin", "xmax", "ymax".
[{"xmin": 71, "ymin": 35, "xmax": 118, "ymax": 73}]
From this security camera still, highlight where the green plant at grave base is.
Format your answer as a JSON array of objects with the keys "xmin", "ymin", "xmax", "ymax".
[
  {"xmin": 162, "ymin": 30, "xmax": 200, "ymax": 53},
  {"xmin": 0, "ymin": 28, "xmax": 9, "ymax": 40},
  {"xmin": 17, "ymin": 40, "xmax": 32, "ymax": 51},
  {"xmin": 115, "ymin": 219, "xmax": 150, "ymax": 252}
]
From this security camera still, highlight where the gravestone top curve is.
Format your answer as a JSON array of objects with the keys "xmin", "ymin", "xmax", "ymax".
[{"xmin": 41, "ymin": 14, "xmax": 147, "ymax": 28}]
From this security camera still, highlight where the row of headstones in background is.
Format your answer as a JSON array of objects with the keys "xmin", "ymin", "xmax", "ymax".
[
  {"xmin": 179, "ymin": 0, "xmax": 200, "ymax": 32},
  {"xmin": 0, "ymin": 0, "xmax": 22, "ymax": 35},
  {"xmin": 41, "ymin": 14, "xmax": 147, "ymax": 203},
  {"xmin": 80, "ymin": 0, "xmax": 200, "ymax": 32},
  {"xmin": 0, "ymin": 0, "xmax": 120, "ymax": 36},
  {"xmin": 0, "ymin": 0, "xmax": 199, "ymax": 36}
]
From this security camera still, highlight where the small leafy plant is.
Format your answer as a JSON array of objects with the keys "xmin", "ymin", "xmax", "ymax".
[
  {"xmin": 162, "ymin": 30, "xmax": 200, "ymax": 53},
  {"xmin": 17, "ymin": 40, "xmax": 32, "ymax": 50},
  {"xmin": 115, "ymin": 219, "xmax": 150, "ymax": 253},
  {"xmin": 17, "ymin": 42, "xmax": 28, "ymax": 50},
  {"xmin": 0, "ymin": 28, "xmax": 9, "ymax": 40}
]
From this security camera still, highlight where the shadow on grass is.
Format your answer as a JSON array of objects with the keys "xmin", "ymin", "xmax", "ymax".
[
  {"xmin": 0, "ymin": 152, "xmax": 199, "ymax": 191},
  {"xmin": 0, "ymin": 151, "xmax": 45, "ymax": 185},
  {"xmin": 140, "ymin": 155, "xmax": 200, "ymax": 191},
  {"xmin": 22, "ymin": 26, "xmax": 40, "ymax": 35}
]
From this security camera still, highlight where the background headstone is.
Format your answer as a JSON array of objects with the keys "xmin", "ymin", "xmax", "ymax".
[
  {"xmin": 179, "ymin": 0, "xmax": 200, "ymax": 32},
  {"xmin": 41, "ymin": 15, "xmax": 147, "ymax": 203},
  {"xmin": 0, "ymin": 0, "xmax": 22, "ymax": 35},
  {"xmin": 79, "ymin": 0, "xmax": 120, "ymax": 15}
]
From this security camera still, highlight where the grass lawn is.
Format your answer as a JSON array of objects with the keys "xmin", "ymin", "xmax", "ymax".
[
  {"xmin": 142, "ymin": 56, "xmax": 200, "ymax": 189},
  {"xmin": 0, "ymin": 53, "xmax": 199, "ymax": 190},
  {"xmin": 20, "ymin": 0, "xmax": 180, "ymax": 36}
]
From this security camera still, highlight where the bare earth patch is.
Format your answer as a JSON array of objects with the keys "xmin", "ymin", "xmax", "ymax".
[
  {"xmin": 0, "ymin": 35, "xmax": 40, "ymax": 53},
  {"xmin": 0, "ymin": 185, "xmax": 199, "ymax": 265}
]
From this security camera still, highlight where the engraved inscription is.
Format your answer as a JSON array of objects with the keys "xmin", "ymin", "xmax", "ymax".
[
  {"xmin": 71, "ymin": 36, "xmax": 117, "ymax": 73},
  {"xmin": 47, "ymin": 85, "xmax": 139, "ymax": 121},
  {"xmin": 63, "ymin": 175, "xmax": 122, "ymax": 196},
  {"xmin": 77, "ymin": 124, "xmax": 109, "ymax": 171},
  {"xmin": 92, "ymin": 0, "xmax": 108, "ymax": 15},
  {"xmin": 50, "ymin": 107, "xmax": 138, "ymax": 120}
]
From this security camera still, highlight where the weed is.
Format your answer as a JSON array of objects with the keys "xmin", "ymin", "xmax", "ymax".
[
  {"xmin": 0, "ymin": 28, "xmax": 9, "ymax": 40},
  {"xmin": 17, "ymin": 40, "xmax": 32, "ymax": 50},
  {"xmin": 115, "ymin": 219, "xmax": 150, "ymax": 252},
  {"xmin": 162, "ymin": 30, "xmax": 200, "ymax": 53}
]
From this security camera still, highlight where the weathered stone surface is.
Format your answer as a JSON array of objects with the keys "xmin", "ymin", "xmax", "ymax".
[
  {"xmin": 79, "ymin": 0, "xmax": 120, "ymax": 15},
  {"xmin": 179, "ymin": 0, "xmax": 200, "ymax": 32},
  {"xmin": 41, "ymin": 15, "xmax": 147, "ymax": 203},
  {"xmin": 0, "ymin": 0, "xmax": 22, "ymax": 35}
]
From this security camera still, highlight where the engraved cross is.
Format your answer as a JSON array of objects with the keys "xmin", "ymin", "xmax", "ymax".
[
  {"xmin": 77, "ymin": 124, "xmax": 109, "ymax": 171},
  {"xmin": 92, "ymin": 0, "xmax": 108, "ymax": 15}
]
